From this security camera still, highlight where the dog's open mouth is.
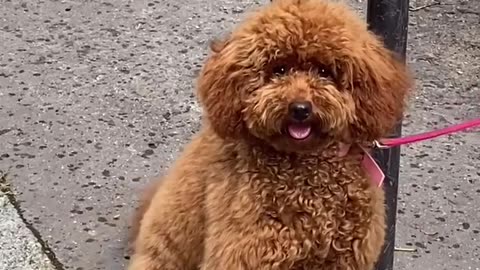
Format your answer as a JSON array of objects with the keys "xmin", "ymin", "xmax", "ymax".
[{"xmin": 287, "ymin": 123, "xmax": 312, "ymax": 140}]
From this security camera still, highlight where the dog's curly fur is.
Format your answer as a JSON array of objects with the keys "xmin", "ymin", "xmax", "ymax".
[{"xmin": 128, "ymin": 0, "xmax": 413, "ymax": 269}]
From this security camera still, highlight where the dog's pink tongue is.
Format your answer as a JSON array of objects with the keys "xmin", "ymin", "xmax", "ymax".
[{"xmin": 288, "ymin": 124, "xmax": 312, "ymax": 140}]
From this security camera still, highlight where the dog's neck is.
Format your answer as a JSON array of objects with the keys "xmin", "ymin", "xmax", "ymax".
[{"xmin": 222, "ymin": 135, "xmax": 354, "ymax": 169}]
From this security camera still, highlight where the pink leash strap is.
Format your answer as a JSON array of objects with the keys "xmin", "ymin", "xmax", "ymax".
[{"xmin": 375, "ymin": 118, "xmax": 480, "ymax": 148}]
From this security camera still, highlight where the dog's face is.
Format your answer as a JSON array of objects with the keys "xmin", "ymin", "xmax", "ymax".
[{"xmin": 197, "ymin": 0, "xmax": 412, "ymax": 153}]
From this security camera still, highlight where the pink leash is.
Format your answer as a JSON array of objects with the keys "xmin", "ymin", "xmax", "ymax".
[
  {"xmin": 362, "ymin": 118, "xmax": 480, "ymax": 187},
  {"xmin": 374, "ymin": 118, "xmax": 480, "ymax": 149}
]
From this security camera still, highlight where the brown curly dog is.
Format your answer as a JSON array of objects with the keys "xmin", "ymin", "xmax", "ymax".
[{"xmin": 128, "ymin": 0, "xmax": 413, "ymax": 269}]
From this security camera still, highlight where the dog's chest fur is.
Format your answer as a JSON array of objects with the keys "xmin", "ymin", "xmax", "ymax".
[{"xmin": 209, "ymin": 148, "xmax": 378, "ymax": 268}]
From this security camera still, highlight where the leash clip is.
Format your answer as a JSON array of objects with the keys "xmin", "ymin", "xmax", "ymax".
[{"xmin": 372, "ymin": 140, "xmax": 389, "ymax": 149}]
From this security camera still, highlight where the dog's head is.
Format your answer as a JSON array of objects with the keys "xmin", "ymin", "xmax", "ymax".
[{"xmin": 197, "ymin": 0, "xmax": 413, "ymax": 153}]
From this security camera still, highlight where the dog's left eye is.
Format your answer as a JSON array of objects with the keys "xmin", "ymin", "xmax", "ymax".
[
  {"xmin": 272, "ymin": 65, "xmax": 288, "ymax": 76},
  {"xmin": 317, "ymin": 66, "xmax": 333, "ymax": 78}
]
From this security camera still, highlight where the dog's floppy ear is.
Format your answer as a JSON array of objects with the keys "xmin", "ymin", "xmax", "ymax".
[
  {"xmin": 196, "ymin": 36, "xmax": 247, "ymax": 139},
  {"xmin": 343, "ymin": 39, "xmax": 413, "ymax": 141}
]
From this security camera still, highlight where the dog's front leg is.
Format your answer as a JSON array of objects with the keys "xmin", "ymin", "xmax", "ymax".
[
  {"xmin": 200, "ymin": 227, "xmax": 289, "ymax": 270},
  {"xmin": 200, "ymin": 243, "xmax": 288, "ymax": 270}
]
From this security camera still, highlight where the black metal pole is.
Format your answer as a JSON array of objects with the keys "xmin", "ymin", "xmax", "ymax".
[{"xmin": 366, "ymin": 1, "xmax": 409, "ymax": 270}]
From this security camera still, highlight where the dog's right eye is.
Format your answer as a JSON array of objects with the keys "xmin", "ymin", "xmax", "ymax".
[{"xmin": 272, "ymin": 65, "xmax": 288, "ymax": 76}]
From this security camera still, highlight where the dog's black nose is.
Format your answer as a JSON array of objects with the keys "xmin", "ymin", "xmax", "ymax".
[{"xmin": 288, "ymin": 101, "xmax": 312, "ymax": 121}]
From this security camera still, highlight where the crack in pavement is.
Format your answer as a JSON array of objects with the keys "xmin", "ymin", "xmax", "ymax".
[{"xmin": 0, "ymin": 171, "xmax": 65, "ymax": 270}]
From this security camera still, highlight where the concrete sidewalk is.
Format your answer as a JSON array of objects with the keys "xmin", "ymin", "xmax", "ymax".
[{"xmin": 0, "ymin": 0, "xmax": 479, "ymax": 269}]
